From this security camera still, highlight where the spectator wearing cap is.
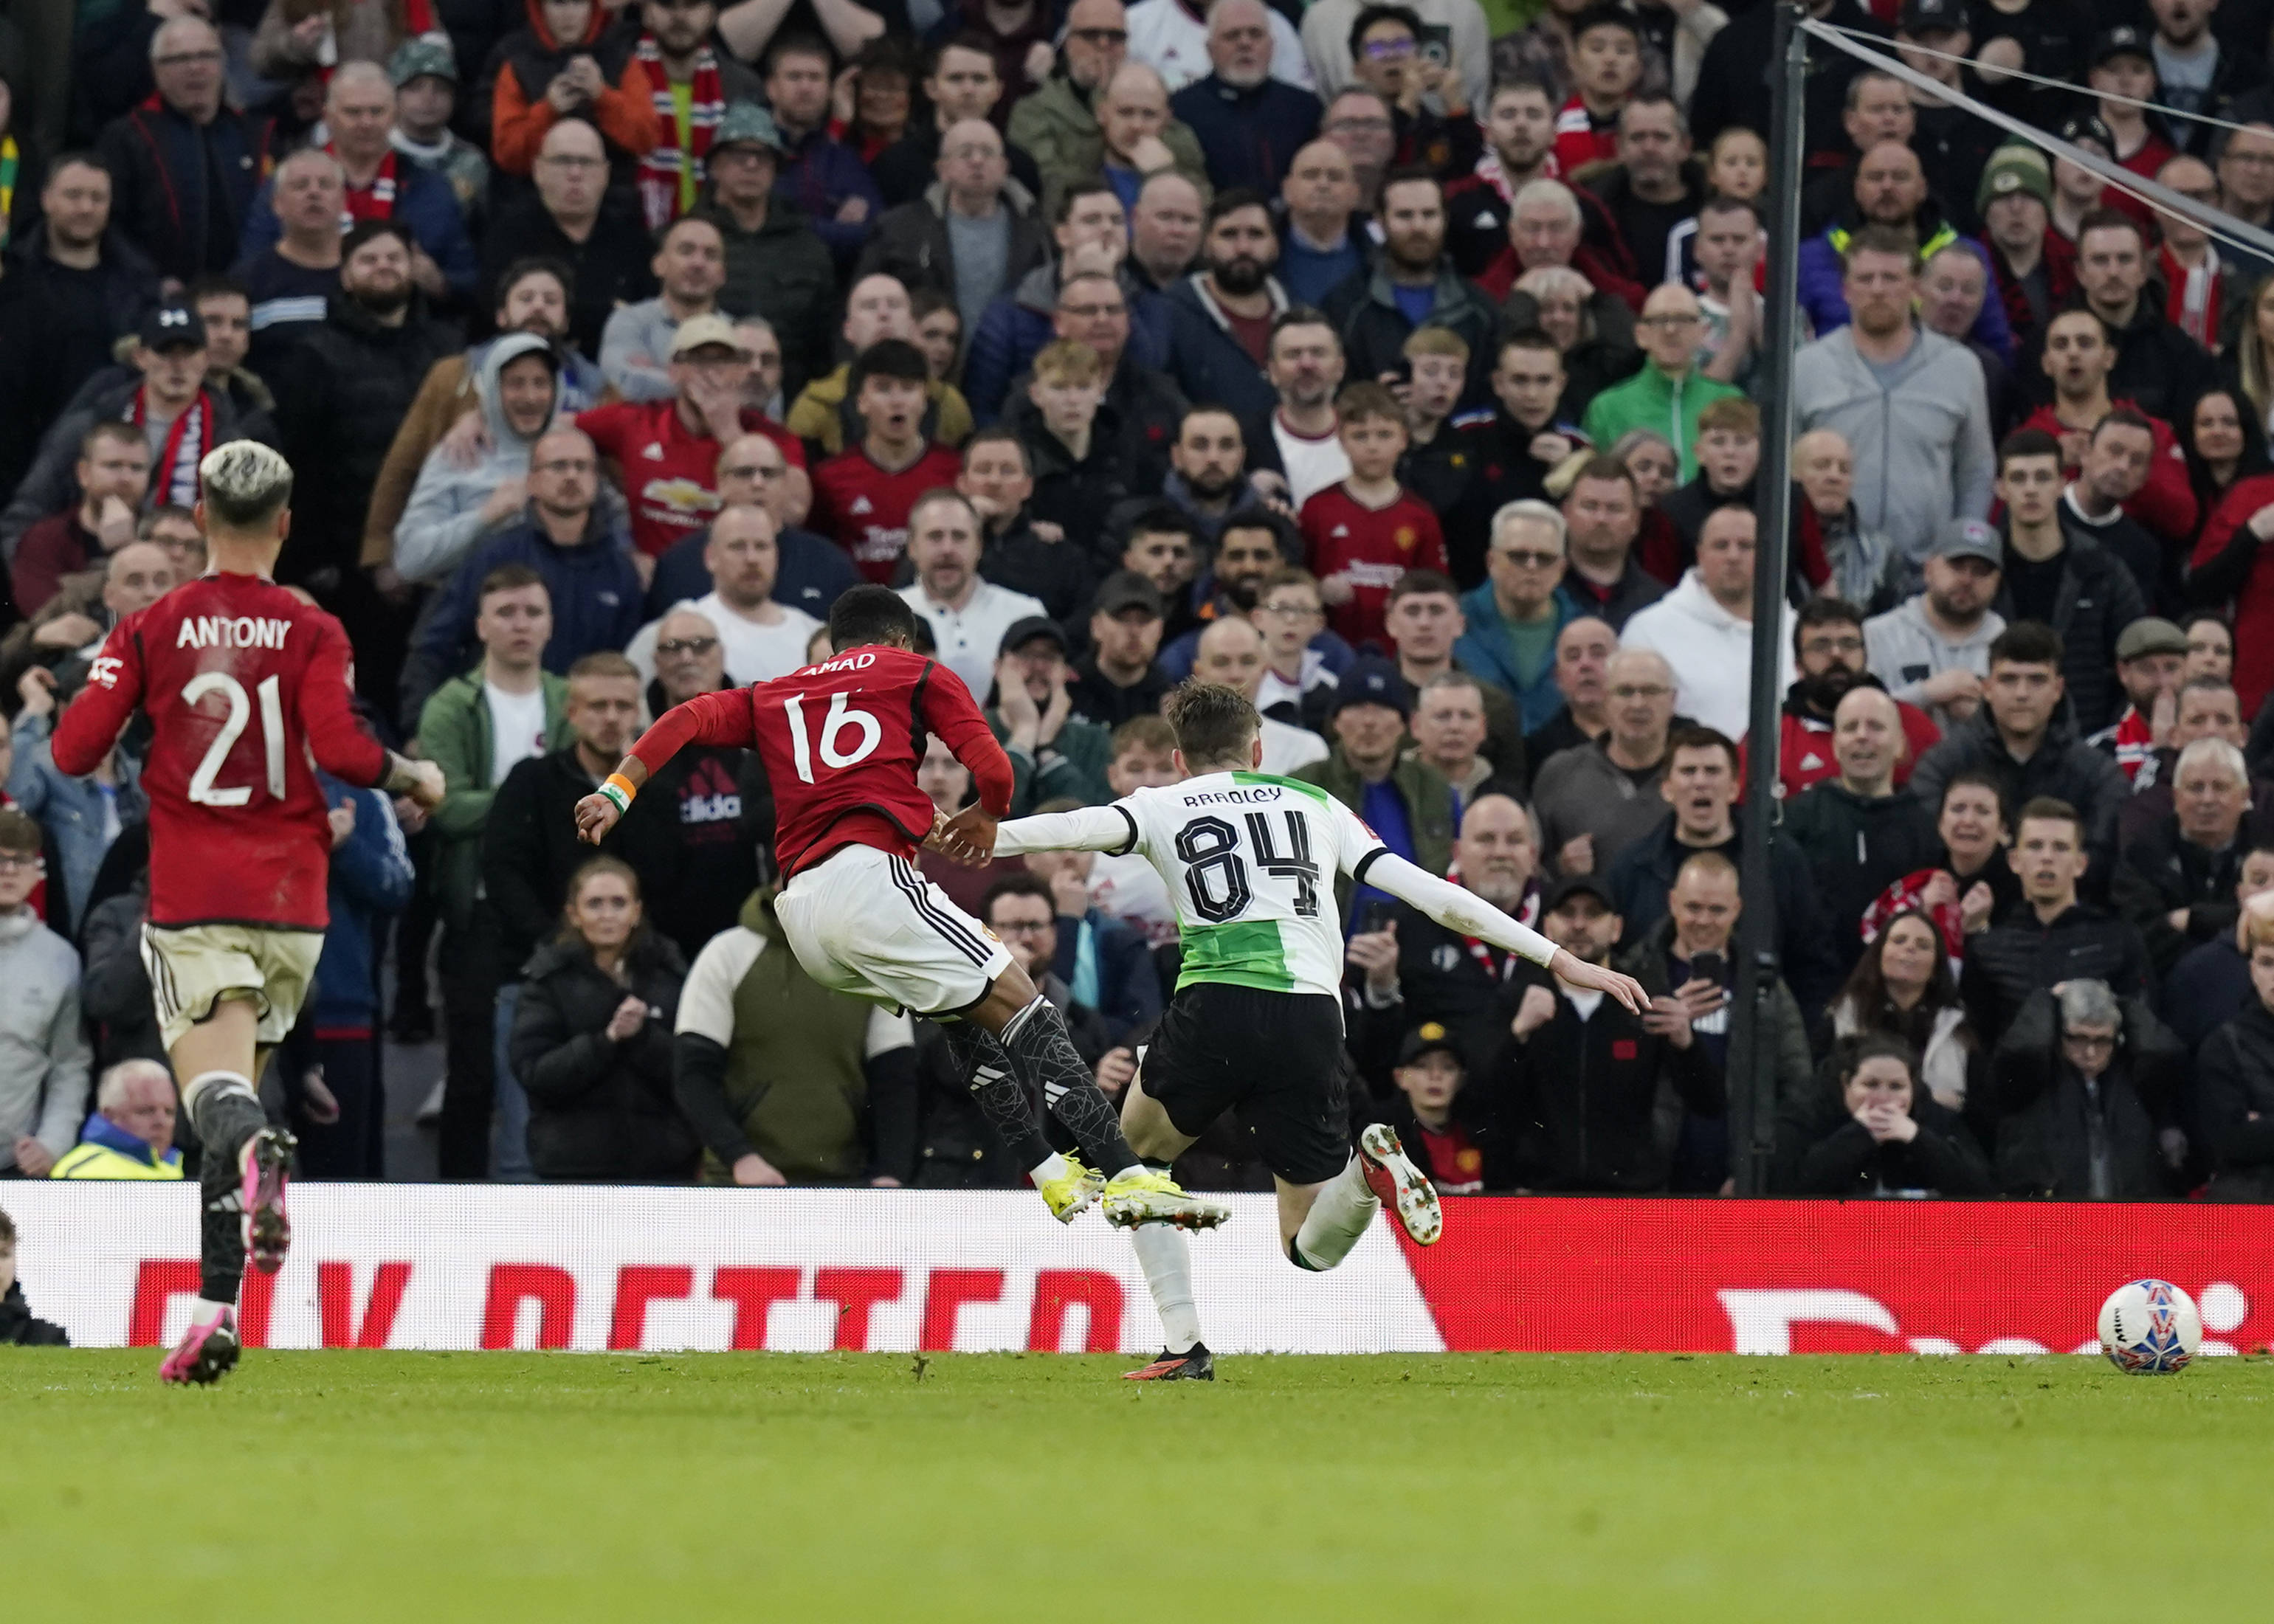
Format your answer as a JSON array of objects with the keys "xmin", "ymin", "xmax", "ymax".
[
  {"xmin": 1296, "ymin": 655, "xmax": 1459, "ymax": 921},
  {"xmin": 94, "ymin": 15, "xmax": 272, "ymax": 284},
  {"xmin": 989, "ymin": 617, "xmax": 1114, "ymax": 812},
  {"xmin": 1976, "ymin": 145, "xmax": 2075, "ymax": 350},
  {"xmin": 388, "ymin": 37, "xmax": 489, "ymax": 228},
  {"xmin": 1, "ymin": 303, "xmax": 262, "ymax": 561},
  {"xmin": 1492, "ymin": 869, "xmax": 1721, "ymax": 1192},
  {"xmin": 1986, "ymin": 427, "xmax": 2147, "ymax": 733},
  {"xmin": 2081, "ymin": 25, "xmax": 2178, "ymax": 190},
  {"xmin": 2090, "ymin": 617, "xmax": 2191, "ymax": 786},
  {"xmin": 47, "ymin": 1059, "xmax": 181, "ymax": 1181},
  {"xmin": 1377, "ymin": 1023, "xmax": 1491, "ymax": 1194},
  {"xmin": 238, "ymin": 65, "xmax": 479, "ymax": 306},
  {"xmin": 1864, "ymin": 516, "xmax": 2008, "ymax": 733},
  {"xmin": 393, "ymin": 332, "xmax": 574, "ymax": 585},
  {"xmin": 1621, "ymin": 505, "xmax": 1798, "ymax": 742},
  {"xmin": 693, "ymin": 103, "xmax": 837, "ymax": 404},
  {"xmin": 1773, "ymin": 597, "xmax": 1942, "ymax": 801},
  {"xmin": 1346, "ymin": 791, "xmax": 1543, "ymax": 1082},
  {"xmin": 1070, "ymin": 570, "xmax": 1172, "ymax": 727},
  {"xmin": 480, "ymin": 119, "xmax": 660, "ymax": 362},
  {"xmin": 897, "ymin": 490, "xmax": 1050, "ymax": 701},
  {"xmin": 579, "ymin": 314, "xmax": 790, "ymax": 560},
  {"xmin": 601, "ymin": 213, "xmax": 729, "ymax": 401},
  {"xmin": 2046, "ymin": 114, "xmax": 2118, "ymax": 247},
  {"xmin": 1892, "ymin": 0, "xmax": 2004, "ymax": 238}
]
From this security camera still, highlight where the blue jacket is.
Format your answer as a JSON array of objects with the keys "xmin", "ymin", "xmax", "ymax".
[
  {"xmin": 1169, "ymin": 72, "xmax": 1322, "ymax": 195},
  {"xmin": 965, "ymin": 262, "xmax": 1171, "ymax": 423},
  {"xmin": 1796, "ymin": 226, "xmax": 2013, "ymax": 362},
  {"xmin": 1050, "ymin": 906, "xmax": 1162, "ymax": 1046},
  {"xmin": 646, "ymin": 519, "xmax": 861, "ymax": 622},
  {"xmin": 240, "ymin": 163, "xmax": 479, "ymax": 302},
  {"xmin": 1161, "ymin": 272, "xmax": 1289, "ymax": 421},
  {"xmin": 7, "ymin": 713, "xmax": 145, "ymax": 935},
  {"xmin": 310, "ymin": 775, "xmax": 415, "ymax": 1029},
  {"xmin": 1452, "ymin": 582, "xmax": 1574, "ymax": 733},
  {"xmin": 774, "ymin": 125, "xmax": 884, "ymax": 262},
  {"xmin": 414, "ymin": 511, "xmax": 647, "ymax": 691}
]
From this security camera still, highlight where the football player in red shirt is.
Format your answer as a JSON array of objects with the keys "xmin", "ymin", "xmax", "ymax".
[
  {"xmin": 808, "ymin": 341, "xmax": 964, "ymax": 584},
  {"xmin": 50, "ymin": 442, "xmax": 445, "ymax": 1384},
  {"xmin": 575, "ymin": 584, "xmax": 1224, "ymax": 1231},
  {"xmin": 1301, "ymin": 382, "xmax": 1447, "ymax": 651}
]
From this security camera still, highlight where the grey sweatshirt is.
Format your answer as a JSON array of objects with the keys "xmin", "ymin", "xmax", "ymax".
[{"xmin": 0, "ymin": 908, "xmax": 90, "ymax": 1167}]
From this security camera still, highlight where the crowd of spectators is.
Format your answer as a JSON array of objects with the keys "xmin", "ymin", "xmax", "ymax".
[{"xmin": 4, "ymin": 0, "xmax": 2274, "ymax": 1206}]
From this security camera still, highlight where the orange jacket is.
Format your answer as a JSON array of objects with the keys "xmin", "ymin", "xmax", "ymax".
[{"xmin": 487, "ymin": 0, "xmax": 661, "ymax": 176}]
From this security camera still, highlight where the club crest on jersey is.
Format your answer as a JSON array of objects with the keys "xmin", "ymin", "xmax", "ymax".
[
  {"xmin": 1395, "ymin": 526, "xmax": 1417, "ymax": 552},
  {"xmin": 89, "ymin": 654, "xmax": 124, "ymax": 688},
  {"xmin": 175, "ymin": 615, "xmax": 292, "ymax": 650}
]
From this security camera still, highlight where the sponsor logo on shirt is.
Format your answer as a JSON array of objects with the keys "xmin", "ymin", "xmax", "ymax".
[
  {"xmin": 89, "ymin": 655, "xmax": 124, "ymax": 688},
  {"xmin": 641, "ymin": 477, "xmax": 723, "ymax": 519},
  {"xmin": 850, "ymin": 496, "xmax": 874, "ymax": 516},
  {"xmin": 642, "ymin": 442, "xmax": 666, "ymax": 460}
]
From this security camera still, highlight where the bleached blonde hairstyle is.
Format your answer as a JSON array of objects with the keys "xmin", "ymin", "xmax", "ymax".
[{"xmin": 198, "ymin": 440, "xmax": 293, "ymax": 528}]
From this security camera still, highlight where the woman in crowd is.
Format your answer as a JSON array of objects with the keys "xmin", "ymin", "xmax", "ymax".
[
  {"xmin": 1609, "ymin": 427, "xmax": 1684, "ymax": 584},
  {"xmin": 1821, "ymin": 908, "xmax": 1984, "ymax": 1113},
  {"xmin": 831, "ymin": 38, "xmax": 916, "ymax": 164},
  {"xmin": 2180, "ymin": 386, "xmax": 2268, "ymax": 530},
  {"xmin": 1503, "ymin": 264, "xmax": 1641, "ymax": 426},
  {"xmin": 510, "ymin": 855, "xmax": 697, "ymax": 1184},
  {"xmin": 1790, "ymin": 1034, "xmax": 1992, "ymax": 1198},
  {"xmin": 2182, "ymin": 607, "xmax": 2234, "ymax": 685},
  {"xmin": 2228, "ymin": 277, "xmax": 2274, "ymax": 436}
]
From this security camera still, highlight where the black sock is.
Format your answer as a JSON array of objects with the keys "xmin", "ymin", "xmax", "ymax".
[
  {"xmin": 942, "ymin": 1023, "xmax": 1053, "ymax": 1172},
  {"xmin": 191, "ymin": 1088, "xmax": 269, "ymax": 1306},
  {"xmin": 999, "ymin": 997, "xmax": 1137, "ymax": 1174}
]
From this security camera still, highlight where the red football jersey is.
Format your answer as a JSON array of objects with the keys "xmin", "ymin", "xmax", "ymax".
[
  {"xmin": 51, "ymin": 573, "xmax": 390, "ymax": 930},
  {"xmin": 809, "ymin": 443, "xmax": 965, "ymax": 584},
  {"xmin": 1300, "ymin": 483, "xmax": 1448, "ymax": 651},
  {"xmin": 576, "ymin": 401, "xmax": 805, "ymax": 559},
  {"xmin": 627, "ymin": 643, "xmax": 1014, "ymax": 877}
]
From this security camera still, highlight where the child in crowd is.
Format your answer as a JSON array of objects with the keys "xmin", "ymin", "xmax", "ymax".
[{"xmin": 1300, "ymin": 383, "xmax": 1448, "ymax": 653}]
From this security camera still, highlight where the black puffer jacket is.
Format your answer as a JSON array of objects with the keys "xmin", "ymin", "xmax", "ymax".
[
  {"xmin": 1988, "ymin": 987, "xmax": 2180, "ymax": 1199},
  {"xmin": 0, "ymin": 1281, "xmax": 68, "ymax": 1346},
  {"xmin": 1960, "ymin": 902, "xmax": 2150, "ymax": 1045},
  {"xmin": 510, "ymin": 931, "xmax": 697, "ymax": 1183},
  {"xmin": 1779, "ymin": 780, "xmax": 1943, "ymax": 978},
  {"xmin": 2194, "ymin": 998, "xmax": 2274, "ymax": 1201},
  {"xmin": 1908, "ymin": 708, "xmax": 2131, "ymax": 876},
  {"xmin": 1986, "ymin": 531, "xmax": 2147, "ymax": 736},
  {"xmin": 1788, "ymin": 1091, "xmax": 1994, "ymax": 1198},
  {"xmin": 2112, "ymin": 817, "xmax": 2250, "ymax": 978},
  {"xmin": 269, "ymin": 294, "xmax": 462, "ymax": 587}
]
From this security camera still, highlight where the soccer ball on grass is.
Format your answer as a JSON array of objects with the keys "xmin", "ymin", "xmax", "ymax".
[{"xmin": 2097, "ymin": 1280, "xmax": 2202, "ymax": 1374}]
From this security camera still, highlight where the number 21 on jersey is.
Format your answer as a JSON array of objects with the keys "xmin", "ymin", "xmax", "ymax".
[{"xmin": 185, "ymin": 671, "xmax": 287, "ymax": 806}]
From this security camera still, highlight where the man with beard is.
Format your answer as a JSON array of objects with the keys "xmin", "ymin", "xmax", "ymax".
[
  {"xmin": 1241, "ymin": 309, "xmax": 1353, "ymax": 507},
  {"xmin": 1794, "ymin": 140, "xmax": 2011, "ymax": 357},
  {"xmin": 1865, "ymin": 517, "xmax": 2007, "ymax": 731},
  {"xmin": 1322, "ymin": 169, "xmax": 1499, "ymax": 409},
  {"xmin": 1774, "ymin": 597, "xmax": 1943, "ymax": 799},
  {"xmin": 2018, "ymin": 308, "xmax": 2196, "ymax": 552},
  {"xmin": 1172, "ymin": 0, "xmax": 1321, "ymax": 196},
  {"xmin": 1446, "ymin": 77, "xmax": 1562, "ymax": 277},
  {"xmin": 1445, "ymin": 331, "xmax": 1579, "ymax": 584},
  {"xmin": 1977, "ymin": 146, "xmax": 2071, "ymax": 350},
  {"xmin": 1278, "ymin": 139, "xmax": 1371, "ymax": 305},
  {"xmin": 1109, "ymin": 404, "xmax": 1278, "ymax": 557},
  {"xmin": 1162, "ymin": 190, "xmax": 1290, "ymax": 418},
  {"xmin": 266, "ymin": 223, "xmax": 464, "ymax": 704},
  {"xmin": 1158, "ymin": 511, "xmax": 1303, "ymax": 678},
  {"xmin": 2019, "ymin": 210, "xmax": 2217, "ymax": 425}
]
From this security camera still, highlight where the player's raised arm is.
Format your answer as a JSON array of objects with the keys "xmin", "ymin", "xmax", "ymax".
[
  {"xmin": 574, "ymin": 685, "xmax": 757, "ymax": 843},
  {"xmin": 298, "ymin": 618, "xmax": 445, "ymax": 808},
  {"xmin": 1356, "ymin": 849, "xmax": 1652, "ymax": 1015},
  {"xmin": 989, "ymin": 804, "xmax": 1137, "ymax": 859},
  {"xmin": 48, "ymin": 621, "xmax": 146, "ymax": 778}
]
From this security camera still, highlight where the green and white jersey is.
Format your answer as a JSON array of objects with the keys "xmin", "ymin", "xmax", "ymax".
[{"xmin": 1107, "ymin": 772, "xmax": 1388, "ymax": 998}]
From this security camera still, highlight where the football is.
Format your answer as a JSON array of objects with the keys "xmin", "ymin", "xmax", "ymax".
[{"xmin": 2098, "ymin": 1280, "xmax": 2203, "ymax": 1374}]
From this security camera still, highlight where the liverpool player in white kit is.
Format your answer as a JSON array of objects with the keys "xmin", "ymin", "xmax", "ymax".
[
  {"xmin": 51, "ymin": 443, "xmax": 445, "ymax": 1383},
  {"xmin": 982, "ymin": 682, "xmax": 1650, "ymax": 1378},
  {"xmin": 575, "ymin": 574, "xmax": 1224, "ymax": 1234}
]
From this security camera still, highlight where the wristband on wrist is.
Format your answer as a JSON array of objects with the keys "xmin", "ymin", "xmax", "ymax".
[{"xmin": 598, "ymin": 772, "xmax": 637, "ymax": 815}]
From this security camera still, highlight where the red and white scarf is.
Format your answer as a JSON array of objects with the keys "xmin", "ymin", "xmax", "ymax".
[
  {"xmin": 331, "ymin": 144, "xmax": 398, "ymax": 231},
  {"xmin": 1470, "ymin": 141, "xmax": 1560, "ymax": 206},
  {"xmin": 127, "ymin": 386, "xmax": 216, "ymax": 509},
  {"xmin": 635, "ymin": 33, "xmax": 724, "ymax": 231}
]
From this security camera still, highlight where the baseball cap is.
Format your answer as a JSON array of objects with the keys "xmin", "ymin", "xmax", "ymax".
[
  {"xmin": 1002, "ymin": 615, "xmax": 1071, "ymax": 657},
  {"xmin": 669, "ymin": 314, "xmax": 750, "ymax": 359},
  {"xmin": 1898, "ymin": 0, "xmax": 1968, "ymax": 35},
  {"xmin": 1929, "ymin": 516, "xmax": 2002, "ymax": 567},
  {"xmin": 1327, "ymin": 656, "xmax": 1411, "ymax": 720},
  {"xmin": 1395, "ymin": 1022, "xmax": 1464, "ymax": 1068},
  {"xmin": 2115, "ymin": 617, "xmax": 2189, "ymax": 662},
  {"xmin": 2090, "ymin": 24, "xmax": 2151, "ymax": 67},
  {"xmin": 389, "ymin": 36, "xmax": 458, "ymax": 86},
  {"xmin": 1090, "ymin": 570, "xmax": 1165, "ymax": 620},
  {"xmin": 1546, "ymin": 873, "xmax": 1616, "ymax": 914},
  {"xmin": 712, "ymin": 100, "xmax": 788, "ymax": 155},
  {"xmin": 2058, "ymin": 113, "xmax": 2117, "ymax": 154},
  {"xmin": 140, "ymin": 305, "xmax": 206, "ymax": 352},
  {"xmin": 1977, "ymin": 144, "xmax": 2051, "ymax": 212}
]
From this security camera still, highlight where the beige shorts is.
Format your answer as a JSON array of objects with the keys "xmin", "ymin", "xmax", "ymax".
[
  {"xmin": 141, "ymin": 922, "xmax": 325, "ymax": 1053},
  {"xmin": 774, "ymin": 845, "xmax": 1013, "ymax": 1017}
]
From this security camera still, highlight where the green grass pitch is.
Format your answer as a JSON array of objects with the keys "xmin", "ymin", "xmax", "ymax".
[{"xmin": 8, "ymin": 1350, "xmax": 2271, "ymax": 1620}]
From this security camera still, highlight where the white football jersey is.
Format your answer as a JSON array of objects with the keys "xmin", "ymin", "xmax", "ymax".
[{"xmin": 1108, "ymin": 771, "xmax": 1387, "ymax": 999}]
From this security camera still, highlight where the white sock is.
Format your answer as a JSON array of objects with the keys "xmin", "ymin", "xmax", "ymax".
[
  {"xmin": 191, "ymin": 1296, "xmax": 235, "ymax": 1327},
  {"xmin": 1130, "ymin": 1222, "xmax": 1202, "ymax": 1352},
  {"xmin": 1114, "ymin": 1163, "xmax": 1145, "ymax": 1182},
  {"xmin": 1030, "ymin": 1151, "xmax": 1070, "ymax": 1186},
  {"xmin": 1292, "ymin": 1156, "xmax": 1379, "ymax": 1272}
]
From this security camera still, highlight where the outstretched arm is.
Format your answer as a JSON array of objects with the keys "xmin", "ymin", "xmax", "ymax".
[
  {"xmin": 576, "ymin": 688, "xmax": 757, "ymax": 843},
  {"xmin": 1362, "ymin": 851, "xmax": 1650, "ymax": 1013},
  {"xmin": 988, "ymin": 804, "xmax": 1136, "ymax": 859}
]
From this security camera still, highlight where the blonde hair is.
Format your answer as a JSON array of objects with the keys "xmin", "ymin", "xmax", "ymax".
[
  {"xmin": 1402, "ymin": 325, "xmax": 1471, "ymax": 362},
  {"xmin": 198, "ymin": 440, "xmax": 293, "ymax": 528},
  {"xmin": 1031, "ymin": 337, "xmax": 1105, "ymax": 386},
  {"xmin": 2240, "ymin": 277, "xmax": 2274, "ymax": 429}
]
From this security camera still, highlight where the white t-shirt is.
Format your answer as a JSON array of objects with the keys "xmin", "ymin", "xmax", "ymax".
[
  {"xmin": 1260, "ymin": 714, "xmax": 1329, "ymax": 776},
  {"xmin": 1126, "ymin": 0, "xmax": 1313, "ymax": 91},
  {"xmin": 483, "ymin": 680, "xmax": 551, "ymax": 787},
  {"xmin": 1274, "ymin": 413, "xmax": 1351, "ymax": 508},
  {"xmin": 627, "ymin": 592, "xmax": 822, "ymax": 688},
  {"xmin": 896, "ymin": 578, "xmax": 1048, "ymax": 702}
]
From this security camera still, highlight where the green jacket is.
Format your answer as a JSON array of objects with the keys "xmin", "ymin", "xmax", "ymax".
[
  {"xmin": 1293, "ymin": 746, "xmax": 1458, "ymax": 916},
  {"xmin": 1579, "ymin": 362, "xmax": 1743, "ymax": 481},
  {"xmin": 417, "ymin": 669, "xmax": 573, "ymax": 932},
  {"xmin": 988, "ymin": 711, "xmax": 1112, "ymax": 814},
  {"xmin": 1007, "ymin": 71, "xmax": 1210, "ymax": 221}
]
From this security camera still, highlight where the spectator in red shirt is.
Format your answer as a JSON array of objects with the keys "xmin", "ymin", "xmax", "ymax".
[
  {"xmin": 1380, "ymin": 1023, "xmax": 1487, "ymax": 1193},
  {"xmin": 1553, "ymin": 6, "xmax": 1641, "ymax": 182},
  {"xmin": 2086, "ymin": 26, "xmax": 2174, "ymax": 234},
  {"xmin": 810, "ymin": 339, "xmax": 966, "ymax": 583},
  {"xmin": 10, "ymin": 425, "xmax": 151, "ymax": 620},
  {"xmin": 1299, "ymin": 381, "xmax": 1447, "ymax": 651},
  {"xmin": 577, "ymin": 314, "xmax": 770, "ymax": 558},
  {"xmin": 2019, "ymin": 307, "xmax": 2197, "ymax": 547}
]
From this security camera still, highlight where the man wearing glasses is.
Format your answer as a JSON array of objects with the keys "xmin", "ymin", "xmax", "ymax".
[
  {"xmin": 1452, "ymin": 499, "xmax": 1574, "ymax": 733},
  {"xmin": 97, "ymin": 15, "xmax": 271, "ymax": 283},
  {"xmin": 1579, "ymin": 281, "xmax": 1740, "ymax": 479}
]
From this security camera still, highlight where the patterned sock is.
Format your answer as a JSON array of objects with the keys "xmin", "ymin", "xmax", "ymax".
[
  {"xmin": 1129, "ymin": 1215, "xmax": 1202, "ymax": 1353},
  {"xmin": 999, "ymin": 996, "xmax": 1138, "ymax": 1174},
  {"xmin": 188, "ymin": 1077, "xmax": 267, "ymax": 1306},
  {"xmin": 942, "ymin": 1023, "xmax": 1053, "ymax": 1173},
  {"xmin": 1290, "ymin": 1155, "xmax": 1379, "ymax": 1272}
]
